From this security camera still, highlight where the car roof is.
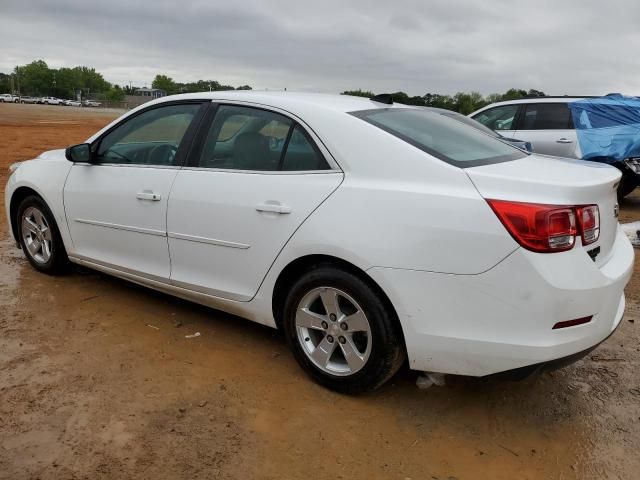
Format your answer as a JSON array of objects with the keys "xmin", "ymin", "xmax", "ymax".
[
  {"xmin": 483, "ymin": 97, "xmax": 590, "ymax": 107},
  {"xmin": 145, "ymin": 91, "xmax": 416, "ymax": 115}
]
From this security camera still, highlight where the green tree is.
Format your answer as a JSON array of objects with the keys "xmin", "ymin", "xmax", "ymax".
[
  {"xmin": 16, "ymin": 60, "xmax": 53, "ymax": 96},
  {"xmin": 0, "ymin": 72, "xmax": 10, "ymax": 94},
  {"xmin": 105, "ymin": 85, "xmax": 125, "ymax": 102},
  {"xmin": 502, "ymin": 88, "xmax": 528, "ymax": 100},
  {"xmin": 342, "ymin": 89, "xmax": 375, "ymax": 98},
  {"xmin": 152, "ymin": 74, "xmax": 179, "ymax": 95},
  {"xmin": 527, "ymin": 89, "xmax": 546, "ymax": 97},
  {"xmin": 77, "ymin": 66, "xmax": 110, "ymax": 94},
  {"xmin": 453, "ymin": 91, "xmax": 486, "ymax": 114},
  {"xmin": 53, "ymin": 67, "xmax": 84, "ymax": 99}
]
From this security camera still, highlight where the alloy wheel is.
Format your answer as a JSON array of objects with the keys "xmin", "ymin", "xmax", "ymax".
[
  {"xmin": 21, "ymin": 206, "xmax": 52, "ymax": 264},
  {"xmin": 295, "ymin": 286, "xmax": 372, "ymax": 376}
]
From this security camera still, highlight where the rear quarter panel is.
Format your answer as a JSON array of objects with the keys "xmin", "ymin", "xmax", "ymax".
[{"xmin": 249, "ymin": 113, "xmax": 520, "ymax": 325}]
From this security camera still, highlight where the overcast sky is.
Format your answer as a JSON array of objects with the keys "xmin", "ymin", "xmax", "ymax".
[{"xmin": 1, "ymin": 0, "xmax": 639, "ymax": 96}]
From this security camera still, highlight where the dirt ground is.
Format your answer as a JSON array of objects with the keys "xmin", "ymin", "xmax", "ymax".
[{"xmin": 0, "ymin": 102, "xmax": 639, "ymax": 480}]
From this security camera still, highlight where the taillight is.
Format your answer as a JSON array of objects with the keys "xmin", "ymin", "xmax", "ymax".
[
  {"xmin": 487, "ymin": 200, "xmax": 599, "ymax": 253},
  {"xmin": 577, "ymin": 205, "xmax": 600, "ymax": 245}
]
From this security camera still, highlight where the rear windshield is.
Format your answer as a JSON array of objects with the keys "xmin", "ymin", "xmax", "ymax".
[
  {"xmin": 350, "ymin": 108, "xmax": 527, "ymax": 167},
  {"xmin": 439, "ymin": 111, "xmax": 499, "ymax": 137}
]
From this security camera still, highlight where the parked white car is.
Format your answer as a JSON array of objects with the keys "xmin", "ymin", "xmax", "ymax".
[
  {"xmin": 0, "ymin": 93, "xmax": 19, "ymax": 103},
  {"xmin": 83, "ymin": 100, "xmax": 101, "ymax": 107},
  {"xmin": 470, "ymin": 97, "xmax": 640, "ymax": 198},
  {"xmin": 6, "ymin": 92, "xmax": 633, "ymax": 393},
  {"xmin": 18, "ymin": 96, "xmax": 40, "ymax": 104},
  {"xmin": 470, "ymin": 97, "xmax": 585, "ymax": 157},
  {"xmin": 63, "ymin": 99, "xmax": 82, "ymax": 107},
  {"xmin": 41, "ymin": 97, "xmax": 64, "ymax": 105}
]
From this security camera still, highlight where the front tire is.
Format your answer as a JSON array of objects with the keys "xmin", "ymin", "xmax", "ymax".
[
  {"xmin": 16, "ymin": 195, "xmax": 69, "ymax": 274},
  {"xmin": 282, "ymin": 265, "xmax": 405, "ymax": 394}
]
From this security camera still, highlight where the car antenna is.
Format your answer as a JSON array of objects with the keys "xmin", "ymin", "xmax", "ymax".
[{"xmin": 370, "ymin": 93, "xmax": 393, "ymax": 105}]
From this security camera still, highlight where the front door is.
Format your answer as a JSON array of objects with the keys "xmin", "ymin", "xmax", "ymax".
[
  {"xmin": 167, "ymin": 104, "xmax": 343, "ymax": 301},
  {"xmin": 470, "ymin": 104, "xmax": 520, "ymax": 139},
  {"xmin": 64, "ymin": 102, "xmax": 204, "ymax": 279}
]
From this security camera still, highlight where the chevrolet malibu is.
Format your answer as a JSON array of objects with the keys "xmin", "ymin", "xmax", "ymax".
[{"xmin": 6, "ymin": 92, "xmax": 633, "ymax": 393}]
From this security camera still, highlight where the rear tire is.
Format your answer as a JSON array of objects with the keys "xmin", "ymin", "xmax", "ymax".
[
  {"xmin": 617, "ymin": 174, "xmax": 637, "ymax": 200},
  {"xmin": 16, "ymin": 195, "xmax": 69, "ymax": 274},
  {"xmin": 282, "ymin": 264, "xmax": 405, "ymax": 394}
]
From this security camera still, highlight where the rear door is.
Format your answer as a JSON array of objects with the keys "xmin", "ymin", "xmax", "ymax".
[
  {"xmin": 167, "ymin": 103, "xmax": 343, "ymax": 301},
  {"xmin": 470, "ymin": 104, "xmax": 520, "ymax": 139},
  {"xmin": 512, "ymin": 103, "xmax": 578, "ymax": 158}
]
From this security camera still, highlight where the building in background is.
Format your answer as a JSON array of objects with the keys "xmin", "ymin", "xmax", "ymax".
[{"xmin": 125, "ymin": 87, "xmax": 168, "ymax": 108}]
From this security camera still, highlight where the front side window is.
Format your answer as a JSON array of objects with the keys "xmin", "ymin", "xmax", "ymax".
[
  {"xmin": 351, "ymin": 108, "xmax": 527, "ymax": 167},
  {"xmin": 96, "ymin": 103, "xmax": 200, "ymax": 166},
  {"xmin": 521, "ymin": 103, "xmax": 572, "ymax": 130},
  {"xmin": 472, "ymin": 104, "xmax": 519, "ymax": 131},
  {"xmin": 198, "ymin": 105, "xmax": 329, "ymax": 171}
]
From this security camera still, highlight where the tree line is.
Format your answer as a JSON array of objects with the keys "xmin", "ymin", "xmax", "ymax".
[
  {"xmin": 0, "ymin": 60, "xmax": 254, "ymax": 101},
  {"xmin": 0, "ymin": 59, "xmax": 545, "ymax": 112},
  {"xmin": 341, "ymin": 88, "xmax": 546, "ymax": 114},
  {"xmin": 151, "ymin": 74, "xmax": 252, "ymax": 95}
]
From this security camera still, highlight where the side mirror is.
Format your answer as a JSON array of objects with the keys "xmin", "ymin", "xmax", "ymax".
[{"xmin": 65, "ymin": 143, "xmax": 92, "ymax": 163}]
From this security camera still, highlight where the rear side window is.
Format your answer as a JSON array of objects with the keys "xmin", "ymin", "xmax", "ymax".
[
  {"xmin": 351, "ymin": 108, "xmax": 527, "ymax": 168},
  {"xmin": 520, "ymin": 103, "xmax": 572, "ymax": 130},
  {"xmin": 198, "ymin": 105, "xmax": 330, "ymax": 171},
  {"xmin": 281, "ymin": 125, "xmax": 329, "ymax": 171},
  {"xmin": 472, "ymin": 105, "xmax": 518, "ymax": 131},
  {"xmin": 199, "ymin": 106, "xmax": 292, "ymax": 171}
]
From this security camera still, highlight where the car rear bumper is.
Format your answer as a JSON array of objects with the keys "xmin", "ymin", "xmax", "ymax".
[{"xmin": 367, "ymin": 226, "xmax": 634, "ymax": 376}]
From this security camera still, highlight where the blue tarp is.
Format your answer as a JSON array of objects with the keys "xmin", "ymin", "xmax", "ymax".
[{"xmin": 569, "ymin": 94, "xmax": 640, "ymax": 162}]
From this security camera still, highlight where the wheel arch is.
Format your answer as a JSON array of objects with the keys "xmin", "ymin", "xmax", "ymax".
[
  {"xmin": 271, "ymin": 254, "xmax": 406, "ymax": 346},
  {"xmin": 9, "ymin": 186, "xmax": 45, "ymax": 243}
]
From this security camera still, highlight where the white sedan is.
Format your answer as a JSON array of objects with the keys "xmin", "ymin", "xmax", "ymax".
[{"xmin": 5, "ymin": 92, "xmax": 633, "ymax": 393}]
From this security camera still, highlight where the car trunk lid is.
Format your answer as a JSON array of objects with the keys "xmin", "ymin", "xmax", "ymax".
[{"xmin": 465, "ymin": 154, "xmax": 622, "ymax": 266}]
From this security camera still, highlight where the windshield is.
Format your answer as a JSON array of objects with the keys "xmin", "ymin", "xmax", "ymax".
[{"xmin": 350, "ymin": 108, "xmax": 527, "ymax": 167}]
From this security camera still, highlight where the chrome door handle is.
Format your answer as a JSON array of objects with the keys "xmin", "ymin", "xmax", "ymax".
[
  {"xmin": 556, "ymin": 138, "xmax": 573, "ymax": 144},
  {"xmin": 256, "ymin": 202, "xmax": 292, "ymax": 214},
  {"xmin": 136, "ymin": 191, "xmax": 161, "ymax": 201}
]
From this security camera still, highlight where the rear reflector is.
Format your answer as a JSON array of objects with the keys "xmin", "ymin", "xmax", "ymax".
[{"xmin": 552, "ymin": 316, "xmax": 593, "ymax": 329}]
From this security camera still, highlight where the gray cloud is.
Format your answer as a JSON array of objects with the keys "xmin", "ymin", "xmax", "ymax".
[{"xmin": 1, "ymin": 0, "xmax": 639, "ymax": 95}]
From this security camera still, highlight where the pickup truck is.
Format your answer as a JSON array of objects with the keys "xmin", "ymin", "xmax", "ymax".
[
  {"xmin": 41, "ymin": 97, "xmax": 64, "ymax": 105},
  {"xmin": 0, "ymin": 94, "xmax": 19, "ymax": 103}
]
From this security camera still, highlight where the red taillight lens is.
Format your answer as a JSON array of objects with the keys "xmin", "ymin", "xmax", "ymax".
[
  {"xmin": 487, "ymin": 200, "xmax": 576, "ymax": 253},
  {"xmin": 488, "ymin": 200, "xmax": 600, "ymax": 253},
  {"xmin": 577, "ymin": 205, "xmax": 600, "ymax": 245}
]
